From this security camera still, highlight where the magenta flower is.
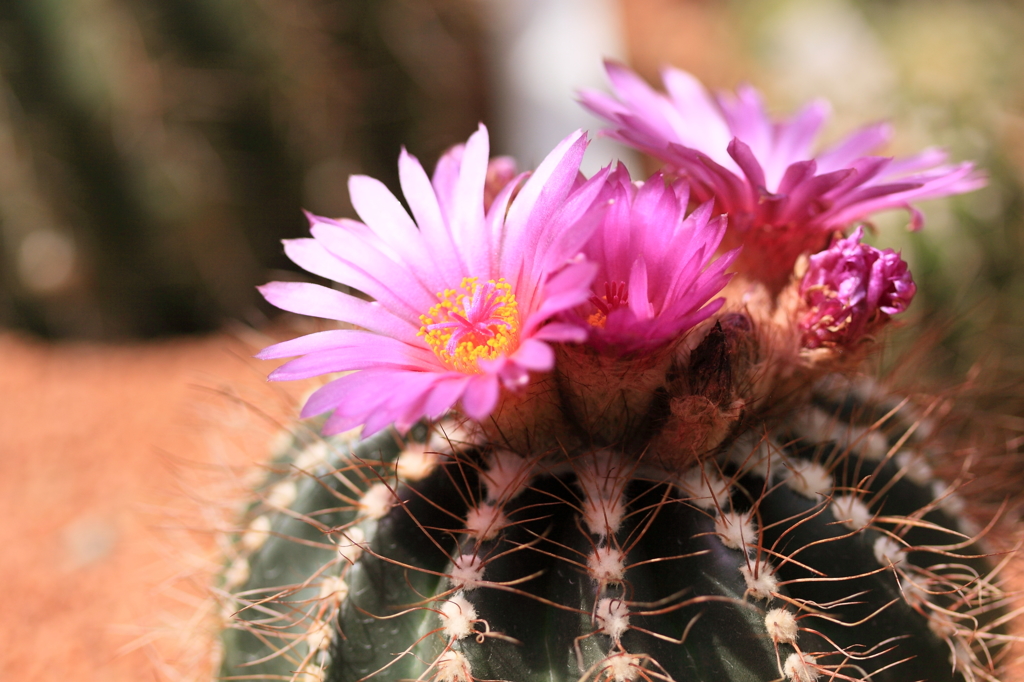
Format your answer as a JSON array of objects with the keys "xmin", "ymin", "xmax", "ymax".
[
  {"xmin": 256, "ymin": 125, "xmax": 607, "ymax": 435},
  {"xmin": 799, "ymin": 227, "xmax": 916, "ymax": 349},
  {"xmin": 572, "ymin": 165, "xmax": 738, "ymax": 353},
  {"xmin": 580, "ymin": 62, "xmax": 984, "ymax": 288}
]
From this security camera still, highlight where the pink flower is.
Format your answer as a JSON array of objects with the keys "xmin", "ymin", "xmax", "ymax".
[
  {"xmin": 257, "ymin": 125, "xmax": 607, "ymax": 435},
  {"xmin": 573, "ymin": 165, "xmax": 738, "ymax": 353},
  {"xmin": 580, "ymin": 62, "xmax": 984, "ymax": 288},
  {"xmin": 799, "ymin": 227, "xmax": 916, "ymax": 349}
]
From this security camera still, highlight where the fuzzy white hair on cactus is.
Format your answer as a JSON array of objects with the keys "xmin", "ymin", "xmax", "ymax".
[
  {"xmin": 318, "ymin": 576, "xmax": 349, "ymax": 606},
  {"xmin": 830, "ymin": 494, "xmax": 872, "ymax": 530},
  {"xmin": 714, "ymin": 510, "xmax": 757, "ymax": 553},
  {"xmin": 396, "ymin": 442, "xmax": 441, "ymax": 481},
  {"xmin": 677, "ymin": 463, "xmax": 732, "ymax": 510},
  {"xmin": 482, "ymin": 449, "xmax": 534, "ymax": 502},
  {"xmin": 439, "ymin": 595, "xmax": 478, "ymax": 641},
  {"xmin": 359, "ymin": 482, "xmax": 397, "ymax": 520},
  {"xmin": 741, "ymin": 562, "xmax": 778, "ymax": 601},
  {"xmin": 588, "ymin": 544, "xmax": 626, "ymax": 584},
  {"xmin": 241, "ymin": 515, "xmax": 272, "ymax": 552},
  {"xmin": 784, "ymin": 459, "xmax": 833, "ymax": 499},
  {"xmin": 873, "ymin": 535, "xmax": 906, "ymax": 568},
  {"xmin": 266, "ymin": 479, "xmax": 297, "ymax": 509},
  {"xmin": 433, "ymin": 650, "xmax": 473, "ymax": 682},
  {"xmin": 449, "ymin": 553, "xmax": 485, "ymax": 590},
  {"xmin": 596, "ymin": 653, "xmax": 643, "ymax": 682},
  {"xmin": 783, "ymin": 652, "xmax": 821, "ymax": 682},
  {"xmin": 595, "ymin": 597, "xmax": 631, "ymax": 642},
  {"xmin": 896, "ymin": 450, "xmax": 934, "ymax": 486},
  {"xmin": 464, "ymin": 503, "xmax": 508, "ymax": 541},
  {"xmin": 764, "ymin": 608, "xmax": 799, "ymax": 645},
  {"xmin": 335, "ymin": 526, "xmax": 365, "ymax": 564},
  {"xmin": 727, "ymin": 433, "xmax": 775, "ymax": 479}
]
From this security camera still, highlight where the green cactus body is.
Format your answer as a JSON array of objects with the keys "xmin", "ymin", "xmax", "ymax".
[{"xmin": 218, "ymin": 371, "xmax": 1010, "ymax": 682}]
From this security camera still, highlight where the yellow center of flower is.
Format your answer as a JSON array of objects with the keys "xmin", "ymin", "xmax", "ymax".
[{"xmin": 418, "ymin": 277, "xmax": 519, "ymax": 373}]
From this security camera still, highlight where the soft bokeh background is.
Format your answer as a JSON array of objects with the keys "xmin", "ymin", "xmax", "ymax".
[{"xmin": 2, "ymin": 1, "xmax": 1023, "ymax": 680}]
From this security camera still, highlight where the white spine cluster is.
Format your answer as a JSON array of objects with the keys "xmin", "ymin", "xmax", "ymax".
[
  {"xmin": 293, "ymin": 441, "xmax": 331, "ymax": 472},
  {"xmin": 578, "ymin": 451, "xmax": 629, "ymax": 537},
  {"xmin": 439, "ymin": 594, "xmax": 478, "ymax": 641},
  {"xmin": 830, "ymin": 495, "xmax": 872, "ymax": 531},
  {"xmin": 783, "ymin": 652, "xmax": 820, "ymax": 682},
  {"xmin": 267, "ymin": 479, "xmax": 298, "ymax": 509},
  {"xmin": 784, "ymin": 460, "xmax": 833, "ymax": 499},
  {"xmin": 464, "ymin": 503, "xmax": 508, "ymax": 541},
  {"xmin": 428, "ymin": 418, "xmax": 480, "ymax": 455},
  {"xmin": 482, "ymin": 450, "xmax": 534, "ymax": 502},
  {"xmin": 727, "ymin": 432, "xmax": 775, "ymax": 479},
  {"xmin": 597, "ymin": 653, "xmax": 641, "ymax": 682},
  {"xmin": 306, "ymin": 619, "xmax": 332, "ymax": 652},
  {"xmin": 242, "ymin": 514, "xmax": 272, "ymax": 552},
  {"xmin": 336, "ymin": 527, "xmax": 366, "ymax": 564},
  {"xmin": 588, "ymin": 545, "xmax": 626, "ymax": 584},
  {"xmin": 396, "ymin": 442, "xmax": 441, "ymax": 481},
  {"xmin": 318, "ymin": 576, "xmax": 349, "ymax": 606},
  {"xmin": 740, "ymin": 562, "xmax": 778, "ymax": 601},
  {"xmin": 714, "ymin": 511, "xmax": 756, "ymax": 553},
  {"xmin": 930, "ymin": 481, "xmax": 967, "ymax": 515},
  {"xmin": 872, "ymin": 535, "xmax": 905, "ymax": 568},
  {"xmin": 792, "ymin": 408, "xmax": 889, "ymax": 462},
  {"xmin": 359, "ymin": 482, "xmax": 397, "ymax": 520},
  {"xmin": 764, "ymin": 608, "xmax": 798, "ymax": 645},
  {"xmin": 433, "ymin": 650, "xmax": 473, "ymax": 682},
  {"xmin": 677, "ymin": 463, "xmax": 731, "ymax": 510},
  {"xmin": 449, "ymin": 553, "xmax": 485, "ymax": 591},
  {"xmin": 595, "ymin": 598, "xmax": 631, "ymax": 642},
  {"xmin": 223, "ymin": 556, "xmax": 250, "ymax": 590},
  {"xmin": 896, "ymin": 450, "xmax": 934, "ymax": 486}
]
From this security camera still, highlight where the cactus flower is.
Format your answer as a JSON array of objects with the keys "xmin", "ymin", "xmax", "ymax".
[
  {"xmin": 574, "ymin": 165, "xmax": 738, "ymax": 353},
  {"xmin": 580, "ymin": 62, "xmax": 984, "ymax": 288},
  {"xmin": 257, "ymin": 125, "xmax": 607, "ymax": 435},
  {"xmin": 799, "ymin": 226, "xmax": 916, "ymax": 348}
]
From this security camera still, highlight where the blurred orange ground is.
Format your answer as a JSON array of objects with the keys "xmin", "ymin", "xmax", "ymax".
[{"xmin": 0, "ymin": 329, "xmax": 309, "ymax": 682}]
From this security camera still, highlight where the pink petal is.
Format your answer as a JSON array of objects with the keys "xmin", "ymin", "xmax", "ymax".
[
  {"xmin": 257, "ymin": 329, "xmax": 363, "ymax": 360},
  {"xmin": 269, "ymin": 337, "xmax": 438, "ymax": 381},
  {"xmin": 522, "ymin": 261, "xmax": 598, "ymax": 337},
  {"xmin": 816, "ymin": 122, "xmax": 892, "ymax": 172},
  {"xmin": 258, "ymin": 281, "xmax": 420, "ymax": 342},
  {"xmin": 461, "ymin": 375, "xmax": 500, "ymax": 420},
  {"xmin": 309, "ymin": 220, "xmax": 436, "ymax": 314},
  {"xmin": 424, "ymin": 375, "xmax": 473, "ymax": 420},
  {"xmin": 398, "ymin": 148, "xmax": 467, "ymax": 283},
  {"xmin": 511, "ymin": 337, "xmax": 555, "ymax": 371},
  {"xmin": 450, "ymin": 124, "xmax": 491, "ymax": 273},
  {"xmin": 533, "ymin": 322, "xmax": 589, "ymax": 343},
  {"xmin": 627, "ymin": 258, "xmax": 654, "ymax": 321},
  {"xmin": 502, "ymin": 130, "xmax": 588, "ymax": 282},
  {"xmin": 349, "ymin": 174, "xmax": 444, "ymax": 293}
]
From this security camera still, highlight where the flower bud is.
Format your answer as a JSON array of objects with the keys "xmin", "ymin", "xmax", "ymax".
[{"xmin": 799, "ymin": 227, "xmax": 915, "ymax": 349}]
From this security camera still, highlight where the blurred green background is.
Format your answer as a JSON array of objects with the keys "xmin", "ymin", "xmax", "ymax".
[{"xmin": 0, "ymin": 0, "xmax": 1020, "ymax": 383}]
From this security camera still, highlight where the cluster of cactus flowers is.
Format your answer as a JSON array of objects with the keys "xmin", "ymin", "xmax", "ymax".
[{"xmin": 217, "ymin": 63, "xmax": 1016, "ymax": 682}]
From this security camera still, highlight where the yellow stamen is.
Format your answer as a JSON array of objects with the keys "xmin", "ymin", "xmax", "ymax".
[
  {"xmin": 587, "ymin": 310, "xmax": 607, "ymax": 329},
  {"xmin": 418, "ymin": 277, "xmax": 520, "ymax": 373}
]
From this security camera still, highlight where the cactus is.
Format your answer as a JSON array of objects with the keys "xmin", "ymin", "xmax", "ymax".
[
  {"xmin": 218, "ymin": 368, "xmax": 1014, "ymax": 682},
  {"xmin": 216, "ymin": 64, "xmax": 1015, "ymax": 682}
]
